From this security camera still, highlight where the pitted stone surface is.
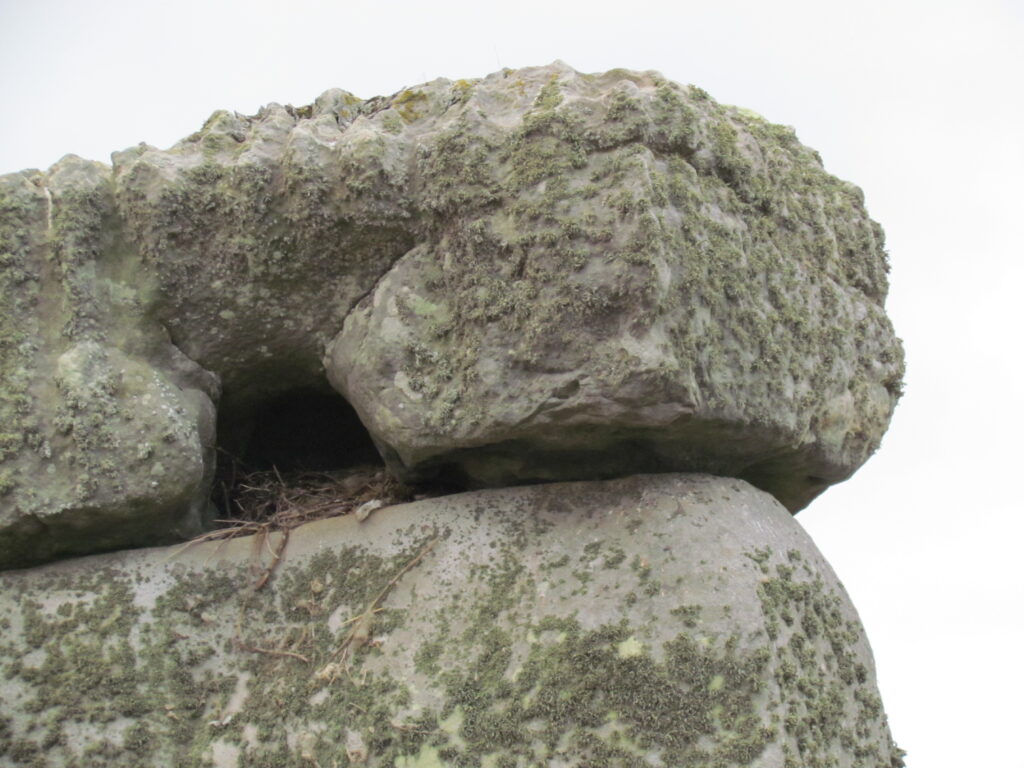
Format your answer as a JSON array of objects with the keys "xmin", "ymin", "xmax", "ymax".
[
  {"xmin": 0, "ymin": 474, "xmax": 903, "ymax": 767},
  {"xmin": 0, "ymin": 63, "xmax": 903, "ymax": 566}
]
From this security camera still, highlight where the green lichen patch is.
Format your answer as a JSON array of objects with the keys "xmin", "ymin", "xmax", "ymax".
[
  {"xmin": 428, "ymin": 619, "xmax": 774, "ymax": 767},
  {"xmin": 0, "ymin": 476, "xmax": 903, "ymax": 766},
  {"xmin": 0, "ymin": 532, "xmax": 442, "ymax": 766},
  {"xmin": 754, "ymin": 550, "xmax": 905, "ymax": 767},
  {"xmin": 393, "ymin": 89, "xmax": 430, "ymax": 123},
  {"xmin": 0, "ymin": 173, "xmax": 46, "ymax": 496},
  {"xmin": 499, "ymin": 78, "xmax": 587, "ymax": 193},
  {"xmin": 323, "ymin": 64, "xmax": 903, "ymax": 511},
  {"xmin": 4, "ymin": 63, "xmax": 904, "ymax": 567}
]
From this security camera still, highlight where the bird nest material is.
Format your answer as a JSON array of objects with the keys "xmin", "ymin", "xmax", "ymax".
[{"xmin": 194, "ymin": 464, "xmax": 411, "ymax": 546}]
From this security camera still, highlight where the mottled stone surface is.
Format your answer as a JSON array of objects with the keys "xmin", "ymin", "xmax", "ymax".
[
  {"xmin": 0, "ymin": 474, "xmax": 903, "ymax": 767},
  {"xmin": 0, "ymin": 162, "xmax": 219, "ymax": 569},
  {"xmin": 0, "ymin": 62, "xmax": 903, "ymax": 567},
  {"xmin": 324, "ymin": 64, "xmax": 904, "ymax": 511}
]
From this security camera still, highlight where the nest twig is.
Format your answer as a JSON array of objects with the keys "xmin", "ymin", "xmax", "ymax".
[
  {"xmin": 236, "ymin": 465, "xmax": 406, "ymax": 525},
  {"xmin": 180, "ymin": 465, "xmax": 411, "ymax": 563}
]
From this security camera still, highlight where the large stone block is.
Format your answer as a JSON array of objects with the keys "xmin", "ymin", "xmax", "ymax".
[
  {"xmin": 0, "ymin": 474, "xmax": 903, "ymax": 767},
  {"xmin": 0, "ymin": 63, "xmax": 903, "ymax": 566},
  {"xmin": 324, "ymin": 63, "xmax": 903, "ymax": 510}
]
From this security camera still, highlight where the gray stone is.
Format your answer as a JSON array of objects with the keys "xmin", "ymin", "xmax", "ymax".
[
  {"xmin": 0, "ymin": 62, "xmax": 904, "ymax": 567},
  {"xmin": 323, "ymin": 63, "xmax": 903, "ymax": 509},
  {"xmin": 0, "ymin": 474, "xmax": 903, "ymax": 767},
  {"xmin": 0, "ymin": 161, "xmax": 220, "ymax": 568}
]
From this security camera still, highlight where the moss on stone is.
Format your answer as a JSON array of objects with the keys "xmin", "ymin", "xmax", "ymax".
[
  {"xmin": 755, "ymin": 551, "xmax": 904, "ymax": 766},
  {"xmin": 4, "ymin": 63, "xmax": 902, "ymax": 573},
  {"xmin": 0, "ymin": 174, "xmax": 44, "ymax": 497},
  {"xmin": 0, "ymin": 475, "xmax": 904, "ymax": 766},
  {"xmin": 431, "ymin": 618, "xmax": 774, "ymax": 766},
  {"xmin": 393, "ymin": 89, "xmax": 430, "ymax": 122}
]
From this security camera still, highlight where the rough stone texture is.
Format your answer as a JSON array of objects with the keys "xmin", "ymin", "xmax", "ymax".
[
  {"xmin": 0, "ymin": 62, "xmax": 904, "ymax": 567},
  {"xmin": 0, "ymin": 474, "xmax": 903, "ymax": 767},
  {"xmin": 323, "ymin": 65, "xmax": 904, "ymax": 510},
  {"xmin": 0, "ymin": 162, "xmax": 220, "ymax": 568}
]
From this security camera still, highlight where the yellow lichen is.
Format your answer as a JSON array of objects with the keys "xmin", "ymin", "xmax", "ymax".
[{"xmin": 393, "ymin": 89, "xmax": 429, "ymax": 122}]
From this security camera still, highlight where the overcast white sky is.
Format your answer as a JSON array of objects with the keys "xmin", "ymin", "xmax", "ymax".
[{"xmin": 2, "ymin": 0, "xmax": 1022, "ymax": 765}]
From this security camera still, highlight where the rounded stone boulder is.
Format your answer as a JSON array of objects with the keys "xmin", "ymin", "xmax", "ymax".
[{"xmin": 0, "ymin": 474, "xmax": 903, "ymax": 766}]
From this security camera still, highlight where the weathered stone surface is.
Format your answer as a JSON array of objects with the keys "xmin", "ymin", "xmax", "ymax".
[
  {"xmin": 324, "ymin": 64, "xmax": 904, "ymax": 512},
  {"xmin": 0, "ymin": 62, "xmax": 903, "ymax": 566},
  {"xmin": 0, "ymin": 162, "xmax": 220, "ymax": 568},
  {"xmin": 0, "ymin": 474, "xmax": 902, "ymax": 767}
]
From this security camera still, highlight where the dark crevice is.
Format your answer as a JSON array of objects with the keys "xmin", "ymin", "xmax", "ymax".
[
  {"xmin": 243, "ymin": 389, "xmax": 381, "ymax": 472},
  {"xmin": 212, "ymin": 386, "xmax": 387, "ymax": 519}
]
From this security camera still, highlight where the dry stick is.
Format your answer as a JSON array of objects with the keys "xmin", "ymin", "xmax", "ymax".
[
  {"xmin": 390, "ymin": 721, "xmax": 436, "ymax": 734},
  {"xmin": 332, "ymin": 536, "xmax": 440, "ymax": 661},
  {"xmin": 235, "ymin": 640, "xmax": 310, "ymax": 664},
  {"xmin": 232, "ymin": 527, "xmax": 289, "ymax": 653},
  {"xmin": 162, "ymin": 524, "xmax": 249, "ymax": 563},
  {"xmin": 334, "ymin": 606, "xmax": 386, "ymax": 629},
  {"xmin": 249, "ymin": 526, "xmax": 268, "ymax": 579},
  {"xmin": 171, "ymin": 467, "xmax": 411, "ymax": 660},
  {"xmin": 252, "ymin": 527, "xmax": 289, "ymax": 591}
]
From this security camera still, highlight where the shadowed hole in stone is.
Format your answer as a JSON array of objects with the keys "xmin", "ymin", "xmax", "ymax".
[
  {"xmin": 211, "ymin": 388, "xmax": 407, "ymax": 526},
  {"xmin": 243, "ymin": 389, "xmax": 381, "ymax": 473}
]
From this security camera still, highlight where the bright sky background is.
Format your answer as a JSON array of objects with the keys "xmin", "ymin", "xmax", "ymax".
[{"xmin": 2, "ymin": 1, "xmax": 1021, "ymax": 765}]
